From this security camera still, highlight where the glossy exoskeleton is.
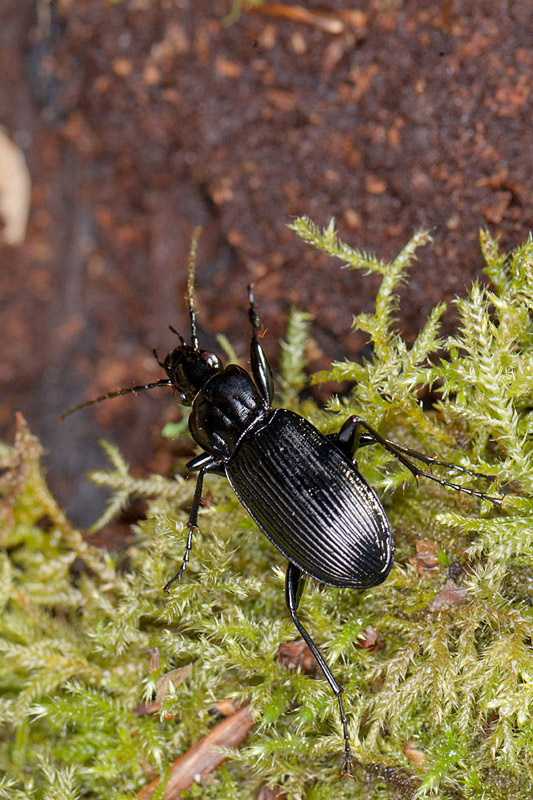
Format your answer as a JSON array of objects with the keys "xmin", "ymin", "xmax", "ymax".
[{"xmin": 62, "ymin": 237, "xmax": 502, "ymax": 776}]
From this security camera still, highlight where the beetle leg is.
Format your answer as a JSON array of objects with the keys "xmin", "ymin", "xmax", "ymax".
[
  {"xmin": 187, "ymin": 452, "xmax": 226, "ymax": 477},
  {"xmin": 164, "ymin": 468, "xmax": 206, "ymax": 593},
  {"xmin": 164, "ymin": 455, "xmax": 228, "ymax": 592},
  {"xmin": 370, "ymin": 440, "xmax": 498, "ymax": 483},
  {"xmin": 327, "ymin": 419, "xmax": 377, "ymax": 468},
  {"xmin": 332, "ymin": 417, "xmax": 497, "ymax": 480},
  {"xmin": 285, "ymin": 562, "xmax": 354, "ymax": 778},
  {"xmin": 248, "ymin": 285, "xmax": 274, "ymax": 406},
  {"xmin": 328, "ymin": 417, "xmax": 362, "ymax": 460},
  {"xmin": 337, "ymin": 416, "xmax": 502, "ymax": 506}
]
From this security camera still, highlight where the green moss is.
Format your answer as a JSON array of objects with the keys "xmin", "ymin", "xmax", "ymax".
[{"xmin": 1, "ymin": 223, "xmax": 533, "ymax": 798}]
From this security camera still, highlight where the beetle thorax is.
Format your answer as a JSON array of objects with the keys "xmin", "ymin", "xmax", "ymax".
[{"xmin": 189, "ymin": 364, "xmax": 268, "ymax": 460}]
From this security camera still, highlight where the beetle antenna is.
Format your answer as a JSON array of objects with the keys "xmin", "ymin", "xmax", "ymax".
[
  {"xmin": 59, "ymin": 379, "xmax": 173, "ymax": 421},
  {"xmin": 187, "ymin": 226, "xmax": 202, "ymax": 351},
  {"xmin": 248, "ymin": 283, "xmax": 261, "ymax": 342},
  {"xmin": 168, "ymin": 325, "xmax": 186, "ymax": 345},
  {"xmin": 153, "ymin": 348, "xmax": 166, "ymax": 369}
]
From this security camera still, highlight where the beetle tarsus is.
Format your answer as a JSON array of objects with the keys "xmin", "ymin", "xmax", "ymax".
[
  {"xmin": 163, "ymin": 523, "xmax": 198, "ymax": 593},
  {"xmin": 341, "ymin": 751, "xmax": 355, "ymax": 780},
  {"xmin": 337, "ymin": 692, "xmax": 355, "ymax": 779}
]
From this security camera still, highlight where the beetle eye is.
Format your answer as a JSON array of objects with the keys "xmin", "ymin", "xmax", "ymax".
[{"xmin": 202, "ymin": 351, "xmax": 222, "ymax": 369}]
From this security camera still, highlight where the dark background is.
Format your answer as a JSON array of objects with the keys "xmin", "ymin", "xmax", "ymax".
[{"xmin": 1, "ymin": 0, "xmax": 531, "ymax": 525}]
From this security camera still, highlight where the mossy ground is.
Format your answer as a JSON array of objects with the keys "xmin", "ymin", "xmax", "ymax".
[{"xmin": 1, "ymin": 222, "xmax": 533, "ymax": 799}]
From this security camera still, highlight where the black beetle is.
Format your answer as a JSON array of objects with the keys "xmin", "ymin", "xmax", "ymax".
[{"xmin": 62, "ymin": 235, "xmax": 501, "ymax": 776}]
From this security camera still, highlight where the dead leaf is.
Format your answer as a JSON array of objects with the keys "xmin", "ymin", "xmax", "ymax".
[
  {"xmin": 411, "ymin": 540, "xmax": 440, "ymax": 578},
  {"xmin": 137, "ymin": 705, "xmax": 254, "ymax": 799},
  {"xmin": 155, "ymin": 665, "xmax": 193, "ymax": 704},
  {"xmin": 354, "ymin": 626, "xmax": 383, "ymax": 652},
  {"xmin": 428, "ymin": 579, "xmax": 468, "ymax": 613},
  {"xmin": 146, "ymin": 647, "xmax": 160, "ymax": 673},
  {"xmin": 278, "ymin": 639, "xmax": 318, "ymax": 676}
]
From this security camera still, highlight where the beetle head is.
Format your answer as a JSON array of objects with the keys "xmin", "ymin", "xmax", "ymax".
[{"xmin": 161, "ymin": 341, "xmax": 222, "ymax": 405}]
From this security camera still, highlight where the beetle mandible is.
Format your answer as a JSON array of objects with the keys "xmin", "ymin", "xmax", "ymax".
[{"xmin": 62, "ymin": 232, "xmax": 502, "ymax": 776}]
